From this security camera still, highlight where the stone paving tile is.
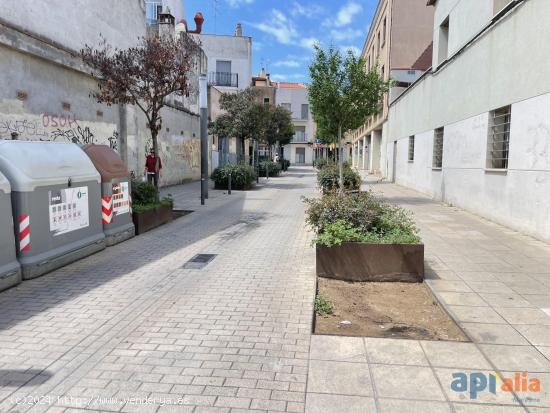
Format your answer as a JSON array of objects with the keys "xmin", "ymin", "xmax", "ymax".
[
  {"xmin": 309, "ymin": 335, "xmax": 366, "ymax": 363},
  {"xmin": 307, "ymin": 360, "xmax": 372, "ymax": 397},
  {"xmin": 365, "ymin": 338, "xmax": 428, "ymax": 366},
  {"xmin": 304, "ymin": 393, "xmax": 376, "ymax": 413},
  {"xmin": 479, "ymin": 344, "xmax": 550, "ymax": 372},
  {"xmin": 377, "ymin": 398, "xmax": 452, "ymax": 412},
  {"xmin": 419, "ymin": 341, "xmax": 492, "ymax": 370},
  {"xmin": 370, "ymin": 365, "xmax": 447, "ymax": 401}
]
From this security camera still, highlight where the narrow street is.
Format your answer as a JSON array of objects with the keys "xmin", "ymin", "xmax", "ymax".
[{"xmin": 1, "ymin": 168, "xmax": 550, "ymax": 412}]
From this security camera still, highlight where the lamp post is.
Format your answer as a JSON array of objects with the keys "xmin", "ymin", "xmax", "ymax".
[{"xmin": 199, "ymin": 74, "xmax": 208, "ymax": 206}]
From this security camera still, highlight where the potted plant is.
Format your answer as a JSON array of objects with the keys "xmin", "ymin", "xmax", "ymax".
[
  {"xmin": 211, "ymin": 163, "xmax": 256, "ymax": 190},
  {"xmin": 304, "ymin": 191, "xmax": 424, "ymax": 282},
  {"xmin": 131, "ymin": 181, "xmax": 174, "ymax": 235}
]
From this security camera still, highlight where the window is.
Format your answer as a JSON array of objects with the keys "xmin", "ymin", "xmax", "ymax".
[
  {"xmin": 381, "ymin": 65, "xmax": 385, "ymax": 80},
  {"xmin": 377, "ymin": 31, "xmax": 381, "ymax": 53},
  {"xmin": 281, "ymin": 103, "xmax": 291, "ymax": 112},
  {"xmin": 438, "ymin": 17, "xmax": 449, "ymax": 65},
  {"xmin": 408, "ymin": 136, "xmax": 415, "ymax": 162},
  {"xmin": 382, "ymin": 18, "xmax": 387, "ymax": 45},
  {"xmin": 301, "ymin": 104, "xmax": 309, "ymax": 120},
  {"xmin": 487, "ymin": 105, "xmax": 511, "ymax": 169},
  {"xmin": 263, "ymin": 97, "xmax": 270, "ymax": 107},
  {"xmin": 433, "ymin": 127, "xmax": 444, "ymax": 168}
]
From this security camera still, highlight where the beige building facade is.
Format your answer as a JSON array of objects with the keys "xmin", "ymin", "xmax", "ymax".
[{"xmin": 350, "ymin": 0, "xmax": 434, "ymax": 174}]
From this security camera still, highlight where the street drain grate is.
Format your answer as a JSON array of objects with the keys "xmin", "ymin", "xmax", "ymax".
[{"xmin": 183, "ymin": 254, "xmax": 217, "ymax": 269}]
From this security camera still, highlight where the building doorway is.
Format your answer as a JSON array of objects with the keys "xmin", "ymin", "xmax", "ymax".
[{"xmin": 295, "ymin": 147, "xmax": 306, "ymax": 164}]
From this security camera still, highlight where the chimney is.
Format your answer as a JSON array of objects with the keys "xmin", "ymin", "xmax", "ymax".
[
  {"xmin": 189, "ymin": 12, "xmax": 204, "ymax": 34},
  {"xmin": 235, "ymin": 23, "xmax": 243, "ymax": 37},
  {"xmin": 158, "ymin": 6, "xmax": 175, "ymax": 38}
]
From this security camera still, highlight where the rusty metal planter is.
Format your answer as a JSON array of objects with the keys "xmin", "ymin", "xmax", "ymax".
[
  {"xmin": 132, "ymin": 204, "xmax": 173, "ymax": 235},
  {"xmin": 316, "ymin": 242, "xmax": 424, "ymax": 282}
]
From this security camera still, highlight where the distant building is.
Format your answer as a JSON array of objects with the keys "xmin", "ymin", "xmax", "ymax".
[
  {"xmin": 277, "ymin": 83, "xmax": 316, "ymax": 166},
  {"xmin": 350, "ymin": 0, "xmax": 434, "ymax": 174},
  {"xmin": 387, "ymin": 0, "xmax": 550, "ymax": 242},
  {"xmin": 145, "ymin": 0, "xmax": 184, "ymax": 24},
  {"xmin": 191, "ymin": 23, "xmax": 253, "ymax": 92}
]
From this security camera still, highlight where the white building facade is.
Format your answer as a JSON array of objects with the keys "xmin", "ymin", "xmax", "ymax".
[
  {"xmin": 386, "ymin": 0, "xmax": 550, "ymax": 242},
  {"xmin": 192, "ymin": 27, "xmax": 252, "ymax": 92},
  {"xmin": 277, "ymin": 84, "xmax": 316, "ymax": 166}
]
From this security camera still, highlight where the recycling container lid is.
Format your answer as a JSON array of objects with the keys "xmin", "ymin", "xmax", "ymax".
[
  {"xmin": 0, "ymin": 140, "xmax": 100, "ymax": 192},
  {"xmin": 81, "ymin": 144, "xmax": 129, "ymax": 181},
  {"xmin": 0, "ymin": 170, "xmax": 10, "ymax": 194}
]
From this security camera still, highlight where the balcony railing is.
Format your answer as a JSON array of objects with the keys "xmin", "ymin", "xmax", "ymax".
[
  {"xmin": 208, "ymin": 72, "xmax": 239, "ymax": 88},
  {"xmin": 292, "ymin": 132, "xmax": 308, "ymax": 143}
]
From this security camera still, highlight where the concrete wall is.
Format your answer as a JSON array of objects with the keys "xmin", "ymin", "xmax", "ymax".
[
  {"xmin": 194, "ymin": 33, "xmax": 252, "ymax": 91},
  {"xmin": 388, "ymin": 0, "xmax": 550, "ymax": 242},
  {"xmin": 0, "ymin": 0, "xmax": 201, "ymax": 186},
  {"xmin": 284, "ymin": 145, "xmax": 314, "ymax": 166},
  {"xmin": 2, "ymin": 0, "xmax": 147, "ymax": 51}
]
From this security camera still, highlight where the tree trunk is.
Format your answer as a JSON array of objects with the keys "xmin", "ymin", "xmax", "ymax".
[
  {"xmin": 338, "ymin": 124, "xmax": 344, "ymax": 193},
  {"xmin": 151, "ymin": 127, "xmax": 160, "ymax": 201}
]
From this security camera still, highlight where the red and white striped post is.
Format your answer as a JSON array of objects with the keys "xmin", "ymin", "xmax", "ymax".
[{"xmin": 19, "ymin": 214, "xmax": 30, "ymax": 252}]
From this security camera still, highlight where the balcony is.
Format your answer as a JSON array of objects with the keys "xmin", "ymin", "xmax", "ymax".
[
  {"xmin": 292, "ymin": 132, "xmax": 308, "ymax": 143},
  {"xmin": 208, "ymin": 72, "xmax": 239, "ymax": 88}
]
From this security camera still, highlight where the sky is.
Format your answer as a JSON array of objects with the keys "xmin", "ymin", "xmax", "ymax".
[{"xmin": 183, "ymin": 0, "xmax": 377, "ymax": 84}]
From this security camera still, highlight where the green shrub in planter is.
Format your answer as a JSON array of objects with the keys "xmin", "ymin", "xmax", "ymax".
[
  {"xmin": 304, "ymin": 191, "xmax": 421, "ymax": 246},
  {"xmin": 211, "ymin": 163, "xmax": 256, "ymax": 190},
  {"xmin": 259, "ymin": 161, "xmax": 282, "ymax": 177},
  {"xmin": 317, "ymin": 165, "xmax": 361, "ymax": 192},
  {"xmin": 314, "ymin": 158, "xmax": 334, "ymax": 170},
  {"xmin": 130, "ymin": 180, "xmax": 174, "ymax": 213}
]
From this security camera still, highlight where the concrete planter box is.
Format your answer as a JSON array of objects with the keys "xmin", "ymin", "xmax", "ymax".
[
  {"xmin": 132, "ymin": 204, "xmax": 173, "ymax": 235},
  {"xmin": 316, "ymin": 242, "xmax": 424, "ymax": 282}
]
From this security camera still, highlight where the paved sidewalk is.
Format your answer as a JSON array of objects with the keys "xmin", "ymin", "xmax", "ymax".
[
  {"xmin": 0, "ymin": 168, "xmax": 317, "ymax": 413},
  {"xmin": 305, "ymin": 175, "xmax": 550, "ymax": 413},
  {"xmin": 3, "ymin": 167, "xmax": 550, "ymax": 412}
]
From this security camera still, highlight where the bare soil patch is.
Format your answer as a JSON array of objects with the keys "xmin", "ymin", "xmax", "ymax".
[{"xmin": 315, "ymin": 278, "xmax": 468, "ymax": 341}]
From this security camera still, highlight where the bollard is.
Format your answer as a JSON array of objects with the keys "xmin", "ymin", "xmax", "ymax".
[
  {"xmin": 266, "ymin": 164, "xmax": 269, "ymax": 180},
  {"xmin": 228, "ymin": 172, "xmax": 232, "ymax": 195}
]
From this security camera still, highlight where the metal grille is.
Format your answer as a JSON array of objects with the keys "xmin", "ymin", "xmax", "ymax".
[
  {"xmin": 487, "ymin": 105, "xmax": 511, "ymax": 169},
  {"xmin": 433, "ymin": 127, "xmax": 444, "ymax": 168},
  {"xmin": 183, "ymin": 254, "xmax": 217, "ymax": 269},
  {"xmin": 408, "ymin": 136, "xmax": 415, "ymax": 162}
]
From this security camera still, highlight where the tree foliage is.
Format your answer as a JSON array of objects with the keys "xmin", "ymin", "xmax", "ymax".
[
  {"xmin": 308, "ymin": 45, "xmax": 390, "ymax": 190},
  {"xmin": 81, "ymin": 33, "xmax": 201, "ymax": 188},
  {"xmin": 209, "ymin": 88, "xmax": 294, "ymax": 154}
]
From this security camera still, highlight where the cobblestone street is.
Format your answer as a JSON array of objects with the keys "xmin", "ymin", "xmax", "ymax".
[{"xmin": 2, "ymin": 168, "xmax": 550, "ymax": 413}]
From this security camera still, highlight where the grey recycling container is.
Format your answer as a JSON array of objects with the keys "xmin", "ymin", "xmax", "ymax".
[
  {"xmin": 0, "ymin": 170, "xmax": 21, "ymax": 291},
  {"xmin": 82, "ymin": 144, "xmax": 135, "ymax": 246},
  {"xmin": 0, "ymin": 140, "xmax": 106, "ymax": 280}
]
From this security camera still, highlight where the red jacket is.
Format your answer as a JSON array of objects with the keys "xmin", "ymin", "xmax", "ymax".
[{"xmin": 145, "ymin": 154, "xmax": 162, "ymax": 173}]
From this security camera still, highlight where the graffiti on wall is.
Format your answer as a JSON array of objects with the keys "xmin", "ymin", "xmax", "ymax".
[{"xmin": 0, "ymin": 113, "xmax": 118, "ymax": 150}]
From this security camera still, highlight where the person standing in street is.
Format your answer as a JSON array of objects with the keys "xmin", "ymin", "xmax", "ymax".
[{"xmin": 144, "ymin": 149, "xmax": 162, "ymax": 185}]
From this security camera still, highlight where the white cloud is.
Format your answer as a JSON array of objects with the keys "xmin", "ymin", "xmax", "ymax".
[
  {"xmin": 330, "ymin": 28, "xmax": 364, "ymax": 42},
  {"xmin": 300, "ymin": 37, "xmax": 319, "ymax": 50},
  {"xmin": 291, "ymin": 2, "xmax": 325, "ymax": 18},
  {"xmin": 273, "ymin": 60, "xmax": 301, "ymax": 68},
  {"xmin": 251, "ymin": 10, "xmax": 318, "ymax": 50},
  {"xmin": 253, "ymin": 41, "xmax": 264, "ymax": 51},
  {"xmin": 325, "ymin": 2, "xmax": 363, "ymax": 28},
  {"xmin": 271, "ymin": 73, "xmax": 306, "ymax": 82},
  {"xmin": 251, "ymin": 9, "xmax": 298, "ymax": 45},
  {"xmin": 226, "ymin": 0, "xmax": 254, "ymax": 7}
]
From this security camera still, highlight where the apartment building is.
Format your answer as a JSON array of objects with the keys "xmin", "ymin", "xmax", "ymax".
[
  {"xmin": 191, "ymin": 24, "xmax": 253, "ymax": 92},
  {"xmin": 387, "ymin": 0, "xmax": 550, "ymax": 241},
  {"xmin": 350, "ymin": 0, "xmax": 434, "ymax": 174},
  {"xmin": 277, "ymin": 84, "xmax": 316, "ymax": 165}
]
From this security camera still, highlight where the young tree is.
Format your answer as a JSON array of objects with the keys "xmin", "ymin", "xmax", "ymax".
[
  {"xmin": 81, "ymin": 33, "xmax": 201, "ymax": 189},
  {"xmin": 308, "ymin": 45, "xmax": 390, "ymax": 191},
  {"xmin": 265, "ymin": 106, "xmax": 295, "ymax": 159},
  {"xmin": 209, "ymin": 88, "xmax": 267, "ymax": 162}
]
